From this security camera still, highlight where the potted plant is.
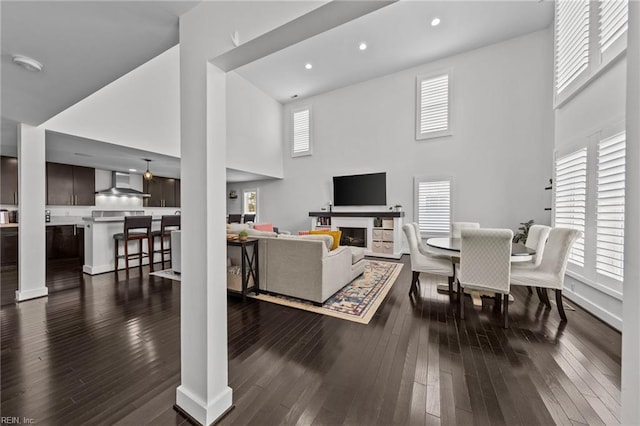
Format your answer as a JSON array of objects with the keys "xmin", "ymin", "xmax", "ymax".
[
  {"xmin": 238, "ymin": 229, "xmax": 249, "ymax": 241},
  {"xmin": 513, "ymin": 219, "xmax": 534, "ymax": 243},
  {"xmin": 394, "ymin": 204, "xmax": 402, "ymax": 212}
]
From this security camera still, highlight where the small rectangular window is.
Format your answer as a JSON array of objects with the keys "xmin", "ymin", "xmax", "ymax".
[
  {"xmin": 243, "ymin": 189, "xmax": 257, "ymax": 217},
  {"xmin": 596, "ymin": 132, "xmax": 626, "ymax": 281},
  {"xmin": 554, "ymin": 148, "xmax": 588, "ymax": 267},
  {"xmin": 292, "ymin": 107, "xmax": 311, "ymax": 157},
  {"xmin": 415, "ymin": 177, "xmax": 451, "ymax": 237},
  {"xmin": 416, "ymin": 73, "xmax": 451, "ymax": 140}
]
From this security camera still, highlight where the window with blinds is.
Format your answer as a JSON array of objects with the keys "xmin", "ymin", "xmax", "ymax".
[
  {"xmin": 292, "ymin": 107, "xmax": 311, "ymax": 157},
  {"xmin": 554, "ymin": 148, "xmax": 588, "ymax": 267},
  {"xmin": 416, "ymin": 73, "xmax": 450, "ymax": 140},
  {"xmin": 416, "ymin": 178, "xmax": 451, "ymax": 236},
  {"xmin": 596, "ymin": 132, "xmax": 626, "ymax": 281},
  {"xmin": 555, "ymin": 0, "xmax": 590, "ymax": 94},
  {"xmin": 599, "ymin": 0, "xmax": 629, "ymax": 54}
]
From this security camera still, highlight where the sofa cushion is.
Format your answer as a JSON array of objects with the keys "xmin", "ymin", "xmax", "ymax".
[
  {"xmin": 253, "ymin": 223, "xmax": 274, "ymax": 232},
  {"xmin": 247, "ymin": 228, "xmax": 277, "ymax": 238},
  {"xmin": 279, "ymin": 234, "xmax": 333, "ymax": 251},
  {"xmin": 227, "ymin": 223, "xmax": 250, "ymax": 234},
  {"xmin": 309, "ymin": 229, "xmax": 342, "ymax": 250}
]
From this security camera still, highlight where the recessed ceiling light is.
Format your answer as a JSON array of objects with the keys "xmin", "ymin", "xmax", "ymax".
[
  {"xmin": 74, "ymin": 152, "xmax": 92, "ymax": 157},
  {"xmin": 129, "ymin": 168, "xmax": 137, "ymax": 172},
  {"xmin": 431, "ymin": 17, "xmax": 441, "ymax": 27},
  {"xmin": 359, "ymin": 42, "xmax": 367, "ymax": 51},
  {"xmin": 12, "ymin": 54, "xmax": 43, "ymax": 72},
  {"xmin": 305, "ymin": 63, "xmax": 313, "ymax": 70},
  {"xmin": 291, "ymin": 94, "xmax": 299, "ymax": 99}
]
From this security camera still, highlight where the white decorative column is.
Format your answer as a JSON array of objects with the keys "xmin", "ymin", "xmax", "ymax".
[
  {"xmin": 16, "ymin": 123, "xmax": 48, "ymax": 301},
  {"xmin": 622, "ymin": 1, "xmax": 640, "ymax": 423},
  {"xmin": 175, "ymin": 9, "xmax": 231, "ymax": 425}
]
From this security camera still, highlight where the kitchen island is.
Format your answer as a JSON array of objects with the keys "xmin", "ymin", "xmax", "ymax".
[{"xmin": 82, "ymin": 214, "xmax": 170, "ymax": 275}]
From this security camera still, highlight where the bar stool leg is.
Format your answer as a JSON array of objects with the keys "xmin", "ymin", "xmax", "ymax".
[
  {"xmin": 147, "ymin": 236, "xmax": 152, "ymax": 272},
  {"xmin": 114, "ymin": 239, "xmax": 118, "ymax": 273},
  {"xmin": 160, "ymin": 234, "xmax": 165, "ymax": 270},
  {"xmin": 125, "ymin": 239, "xmax": 129, "ymax": 271},
  {"xmin": 139, "ymin": 239, "xmax": 143, "ymax": 270}
]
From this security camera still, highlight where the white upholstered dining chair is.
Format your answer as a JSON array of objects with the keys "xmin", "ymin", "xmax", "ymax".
[
  {"xmin": 451, "ymin": 222, "xmax": 480, "ymax": 238},
  {"xmin": 510, "ymin": 227, "xmax": 581, "ymax": 321},
  {"xmin": 514, "ymin": 224, "xmax": 552, "ymax": 269},
  {"xmin": 402, "ymin": 224, "xmax": 454, "ymax": 297},
  {"xmin": 457, "ymin": 228, "xmax": 513, "ymax": 328}
]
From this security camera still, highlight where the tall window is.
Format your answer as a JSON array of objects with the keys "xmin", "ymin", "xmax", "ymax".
[
  {"xmin": 415, "ymin": 177, "xmax": 451, "ymax": 237},
  {"xmin": 554, "ymin": 148, "xmax": 588, "ymax": 267},
  {"xmin": 596, "ymin": 132, "xmax": 626, "ymax": 282},
  {"xmin": 416, "ymin": 72, "xmax": 451, "ymax": 140},
  {"xmin": 292, "ymin": 106, "xmax": 311, "ymax": 157},
  {"xmin": 554, "ymin": 0, "xmax": 629, "ymax": 104},
  {"xmin": 243, "ymin": 189, "xmax": 257, "ymax": 217},
  {"xmin": 554, "ymin": 0, "xmax": 590, "ymax": 94}
]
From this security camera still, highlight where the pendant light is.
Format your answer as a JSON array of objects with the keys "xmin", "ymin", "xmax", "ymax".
[{"xmin": 143, "ymin": 159, "xmax": 153, "ymax": 180}]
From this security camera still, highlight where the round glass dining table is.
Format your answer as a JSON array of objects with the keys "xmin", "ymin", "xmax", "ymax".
[
  {"xmin": 426, "ymin": 237, "xmax": 535, "ymax": 262},
  {"xmin": 425, "ymin": 237, "xmax": 535, "ymax": 306}
]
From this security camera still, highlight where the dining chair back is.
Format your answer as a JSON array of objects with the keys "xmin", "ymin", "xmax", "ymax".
[
  {"xmin": 243, "ymin": 214, "xmax": 256, "ymax": 223},
  {"xmin": 458, "ymin": 228, "xmax": 513, "ymax": 327},
  {"xmin": 402, "ymin": 224, "xmax": 454, "ymax": 297},
  {"xmin": 525, "ymin": 225, "xmax": 552, "ymax": 267},
  {"xmin": 228, "ymin": 214, "xmax": 242, "ymax": 224},
  {"xmin": 452, "ymin": 222, "xmax": 480, "ymax": 238},
  {"xmin": 510, "ymin": 227, "xmax": 582, "ymax": 321}
]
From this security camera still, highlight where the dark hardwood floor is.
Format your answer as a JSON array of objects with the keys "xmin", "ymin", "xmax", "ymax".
[{"xmin": 0, "ymin": 256, "xmax": 621, "ymax": 425}]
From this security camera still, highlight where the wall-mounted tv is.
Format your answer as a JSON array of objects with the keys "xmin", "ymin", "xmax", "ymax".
[{"xmin": 333, "ymin": 172, "xmax": 387, "ymax": 206}]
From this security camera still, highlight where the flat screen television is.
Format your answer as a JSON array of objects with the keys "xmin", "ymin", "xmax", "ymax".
[{"xmin": 333, "ymin": 172, "xmax": 387, "ymax": 206}]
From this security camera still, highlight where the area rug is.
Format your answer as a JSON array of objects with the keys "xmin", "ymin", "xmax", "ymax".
[
  {"xmin": 149, "ymin": 269, "xmax": 181, "ymax": 282},
  {"xmin": 249, "ymin": 260, "xmax": 403, "ymax": 324}
]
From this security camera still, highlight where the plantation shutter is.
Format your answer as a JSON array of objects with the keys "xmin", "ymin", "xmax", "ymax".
[
  {"xmin": 555, "ymin": 0, "xmax": 590, "ymax": 94},
  {"xmin": 596, "ymin": 133, "xmax": 626, "ymax": 281},
  {"xmin": 417, "ymin": 74, "xmax": 449, "ymax": 138},
  {"xmin": 555, "ymin": 148, "xmax": 587, "ymax": 266},
  {"xmin": 417, "ymin": 179, "xmax": 451, "ymax": 236},
  {"xmin": 292, "ymin": 108, "xmax": 311, "ymax": 156},
  {"xmin": 599, "ymin": 0, "xmax": 628, "ymax": 54}
]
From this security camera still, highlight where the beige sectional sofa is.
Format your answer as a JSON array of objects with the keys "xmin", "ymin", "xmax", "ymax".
[{"xmin": 227, "ymin": 227, "xmax": 365, "ymax": 304}]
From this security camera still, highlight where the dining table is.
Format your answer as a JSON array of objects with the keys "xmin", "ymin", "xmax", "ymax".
[{"xmin": 426, "ymin": 237, "xmax": 535, "ymax": 306}]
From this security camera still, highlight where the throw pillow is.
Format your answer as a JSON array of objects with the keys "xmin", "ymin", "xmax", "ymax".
[
  {"xmin": 309, "ymin": 229, "xmax": 342, "ymax": 250},
  {"xmin": 253, "ymin": 223, "xmax": 274, "ymax": 232}
]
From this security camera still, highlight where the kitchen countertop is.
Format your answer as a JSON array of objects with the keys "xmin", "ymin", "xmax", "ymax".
[
  {"xmin": 0, "ymin": 223, "xmax": 19, "ymax": 228},
  {"xmin": 82, "ymin": 216, "xmax": 164, "ymax": 223}
]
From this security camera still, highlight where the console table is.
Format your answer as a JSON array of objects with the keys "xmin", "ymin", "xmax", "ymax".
[
  {"xmin": 309, "ymin": 211, "xmax": 404, "ymax": 259},
  {"xmin": 226, "ymin": 238, "xmax": 259, "ymax": 300}
]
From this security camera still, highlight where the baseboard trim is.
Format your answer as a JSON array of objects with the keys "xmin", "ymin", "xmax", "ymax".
[
  {"xmin": 173, "ymin": 403, "xmax": 235, "ymax": 425},
  {"xmin": 175, "ymin": 385, "xmax": 233, "ymax": 426},
  {"xmin": 15, "ymin": 287, "xmax": 48, "ymax": 302},
  {"xmin": 562, "ymin": 287, "xmax": 622, "ymax": 331}
]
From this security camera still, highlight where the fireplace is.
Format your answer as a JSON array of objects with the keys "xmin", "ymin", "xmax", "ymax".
[{"xmin": 339, "ymin": 227, "xmax": 366, "ymax": 248}]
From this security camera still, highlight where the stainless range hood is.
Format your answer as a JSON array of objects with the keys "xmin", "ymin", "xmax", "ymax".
[{"xmin": 95, "ymin": 172, "xmax": 150, "ymax": 197}]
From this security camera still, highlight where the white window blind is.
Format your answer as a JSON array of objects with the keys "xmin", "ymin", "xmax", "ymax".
[
  {"xmin": 417, "ymin": 74, "xmax": 449, "ymax": 139},
  {"xmin": 555, "ymin": 0, "xmax": 590, "ymax": 94},
  {"xmin": 292, "ymin": 108, "xmax": 311, "ymax": 156},
  {"xmin": 599, "ymin": 0, "xmax": 628, "ymax": 54},
  {"xmin": 555, "ymin": 148, "xmax": 587, "ymax": 266},
  {"xmin": 417, "ymin": 179, "xmax": 451, "ymax": 236},
  {"xmin": 596, "ymin": 132, "xmax": 626, "ymax": 281}
]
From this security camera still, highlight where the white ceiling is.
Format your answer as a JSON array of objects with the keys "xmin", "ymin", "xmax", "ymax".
[
  {"xmin": 235, "ymin": 0, "xmax": 554, "ymax": 103},
  {"xmin": 1, "ymin": 0, "xmax": 198, "ymax": 126}
]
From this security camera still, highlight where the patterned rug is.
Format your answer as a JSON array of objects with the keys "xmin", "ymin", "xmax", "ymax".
[
  {"xmin": 149, "ymin": 269, "xmax": 181, "ymax": 282},
  {"xmin": 249, "ymin": 260, "xmax": 403, "ymax": 324}
]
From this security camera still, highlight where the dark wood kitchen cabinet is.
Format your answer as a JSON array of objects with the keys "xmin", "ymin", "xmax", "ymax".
[
  {"xmin": 46, "ymin": 225, "xmax": 84, "ymax": 263},
  {"xmin": 46, "ymin": 162, "xmax": 95, "ymax": 206},
  {"xmin": 1, "ymin": 227, "xmax": 18, "ymax": 267},
  {"xmin": 1, "ymin": 156, "xmax": 19, "ymax": 205},
  {"xmin": 143, "ymin": 176, "xmax": 180, "ymax": 207}
]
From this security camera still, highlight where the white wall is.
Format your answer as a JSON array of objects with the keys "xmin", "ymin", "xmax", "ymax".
[
  {"xmin": 554, "ymin": 57, "xmax": 627, "ymax": 330},
  {"xmin": 229, "ymin": 29, "xmax": 554, "ymax": 234},
  {"xmin": 42, "ymin": 45, "xmax": 181, "ymax": 157},
  {"xmin": 226, "ymin": 72, "xmax": 284, "ymax": 178}
]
